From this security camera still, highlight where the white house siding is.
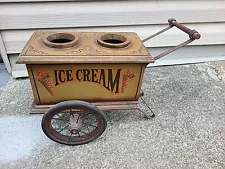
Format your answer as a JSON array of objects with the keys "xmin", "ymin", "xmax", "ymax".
[{"xmin": 0, "ymin": 0, "xmax": 225, "ymax": 77}]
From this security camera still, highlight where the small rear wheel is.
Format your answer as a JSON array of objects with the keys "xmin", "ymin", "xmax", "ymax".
[{"xmin": 41, "ymin": 101, "xmax": 107, "ymax": 145}]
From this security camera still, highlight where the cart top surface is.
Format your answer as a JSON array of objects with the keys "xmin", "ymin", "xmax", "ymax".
[{"xmin": 17, "ymin": 31, "xmax": 154, "ymax": 64}]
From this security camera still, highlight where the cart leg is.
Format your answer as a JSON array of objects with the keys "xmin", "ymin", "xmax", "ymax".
[{"xmin": 138, "ymin": 95, "xmax": 155, "ymax": 119}]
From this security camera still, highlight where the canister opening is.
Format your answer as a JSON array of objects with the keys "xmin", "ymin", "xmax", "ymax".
[
  {"xmin": 97, "ymin": 34, "xmax": 130, "ymax": 48},
  {"xmin": 43, "ymin": 33, "xmax": 79, "ymax": 48}
]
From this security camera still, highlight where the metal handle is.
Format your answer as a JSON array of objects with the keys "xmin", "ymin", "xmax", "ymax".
[
  {"xmin": 168, "ymin": 18, "xmax": 201, "ymax": 39},
  {"xmin": 142, "ymin": 18, "xmax": 201, "ymax": 60}
]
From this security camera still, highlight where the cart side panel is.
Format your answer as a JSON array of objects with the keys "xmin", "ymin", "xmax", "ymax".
[
  {"xmin": 30, "ymin": 63, "xmax": 145, "ymax": 105},
  {"xmin": 134, "ymin": 64, "xmax": 147, "ymax": 100},
  {"xmin": 26, "ymin": 64, "xmax": 40, "ymax": 104}
]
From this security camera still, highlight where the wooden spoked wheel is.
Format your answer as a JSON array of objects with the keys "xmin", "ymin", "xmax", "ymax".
[{"xmin": 41, "ymin": 101, "xmax": 107, "ymax": 145}]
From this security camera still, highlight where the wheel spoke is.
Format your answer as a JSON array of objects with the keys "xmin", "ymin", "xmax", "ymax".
[
  {"xmin": 52, "ymin": 117, "xmax": 64, "ymax": 121},
  {"xmin": 81, "ymin": 113, "xmax": 91, "ymax": 119},
  {"xmin": 69, "ymin": 133, "xmax": 72, "ymax": 140},
  {"xmin": 56, "ymin": 114, "xmax": 70, "ymax": 124},
  {"xmin": 79, "ymin": 130, "xmax": 90, "ymax": 136},
  {"xmin": 70, "ymin": 109, "xmax": 74, "ymax": 117},
  {"xmin": 58, "ymin": 124, "xmax": 69, "ymax": 133},
  {"xmin": 76, "ymin": 114, "xmax": 81, "ymax": 123},
  {"xmin": 86, "ymin": 124, "xmax": 90, "ymax": 133},
  {"xmin": 82, "ymin": 122, "xmax": 97, "ymax": 128}
]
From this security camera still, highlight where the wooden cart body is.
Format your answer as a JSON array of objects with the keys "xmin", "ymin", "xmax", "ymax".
[{"xmin": 17, "ymin": 31, "xmax": 154, "ymax": 109}]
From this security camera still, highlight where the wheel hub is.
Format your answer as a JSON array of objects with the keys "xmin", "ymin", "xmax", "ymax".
[
  {"xmin": 69, "ymin": 114, "xmax": 82, "ymax": 134},
  {"xmin": 70, "ymin": 129, "xmax": 80, "ymax": 134}
]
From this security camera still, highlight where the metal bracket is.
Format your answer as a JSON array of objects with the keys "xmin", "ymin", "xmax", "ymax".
[{"xmin": 138, "ymin": 95, "xmax": 155, "ymax": 119}]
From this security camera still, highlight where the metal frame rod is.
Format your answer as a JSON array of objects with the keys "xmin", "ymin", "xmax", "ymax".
[
  {"xmin": 142, "ymin": 25, "xmax": 172, "ymax": 43},
  {"xmin": 154, "ymin": 38, "xmax": 194, "ymax": 60}
]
